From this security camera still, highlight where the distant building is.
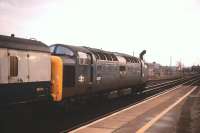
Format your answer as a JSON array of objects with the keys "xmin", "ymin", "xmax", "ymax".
[
  {"xmin": 147, "ymin": 62, "xmax": 182, "ymax": 80},
  {"xmin": 147, "ymin": 62, "xmax": 161, "ymax": 79}
]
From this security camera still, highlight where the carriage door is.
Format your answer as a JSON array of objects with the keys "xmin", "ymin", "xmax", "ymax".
[
  {"xmin": 8, "ymin": 50, "xmax": 29, "ymax": 83},
  {"xmin": 78, "ymin": 52, "xmax": 93, "ymax": 84}
]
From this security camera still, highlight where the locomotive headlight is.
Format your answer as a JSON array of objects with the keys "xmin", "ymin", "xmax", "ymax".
[
  {"xmin": 96, "ymin": 76, "xmax": 102, "ymax": 84},
  {"xmin": 78, "ymin": 75, "xmax": 85, "ymax": 83}
]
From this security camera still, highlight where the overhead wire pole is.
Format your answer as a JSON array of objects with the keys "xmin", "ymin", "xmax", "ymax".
[
  {"xmin": 170, "ymin": 56, "xmax": 172, "ymax": 67},
  {"xmin": 169, "ymin": 56, "xmax": 172, "ymax": 76}
]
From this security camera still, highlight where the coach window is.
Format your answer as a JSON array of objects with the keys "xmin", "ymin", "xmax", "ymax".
[
  {"xmin": 56, "ymin": 46, "xmax": 74, "ymax": 56},
  {"xmin": 10, "ymin": 56, "xmax": 18, "ymax": 77}
]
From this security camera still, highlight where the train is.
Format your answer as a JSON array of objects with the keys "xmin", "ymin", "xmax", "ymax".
[{"xmin": 0, "ymin": 34, "xmax": 148, "ymax": 106}]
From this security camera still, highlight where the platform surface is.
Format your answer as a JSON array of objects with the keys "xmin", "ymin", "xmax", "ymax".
[{"xmin": 70, "ymin": 84, "xmax": 199, "ymax": 133}]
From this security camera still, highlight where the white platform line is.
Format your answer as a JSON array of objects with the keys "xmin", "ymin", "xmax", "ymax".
[
  {"xmin": 136, "ymin": 86, "xmax": 197, "ymax": 133},
  {"xmin": 66, "ymin": 78, "xmax": 197, "ymax": 133}
]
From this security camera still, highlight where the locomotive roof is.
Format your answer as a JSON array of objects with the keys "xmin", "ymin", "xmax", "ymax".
[
  {"xmin": 114, "ymin": 52, "xmax": 139, "ymax": 59},
  {"xmin": 0, "ymin": 35, "xmax": 50, "ymax": 53},
  {"xmin": 85, "ymin": 47, "xmax": 139, "ymax": 59},
  {"xmin": 84, "ymin": 46, "xmax": 114, "ymax": 54},
  {"xmin": 51, "ymin": 44, "xmax": 91, "ymax": 53}
]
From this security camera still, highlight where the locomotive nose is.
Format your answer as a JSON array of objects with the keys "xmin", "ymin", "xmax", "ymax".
[{"xmin": 51, "ymin": 56, "xmax": 63, "ymax": 102}]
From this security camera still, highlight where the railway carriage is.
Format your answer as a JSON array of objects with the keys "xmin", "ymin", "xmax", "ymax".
[{"xmin": 0, "ymin": 35, "xmax": 51, "ymax": 105}]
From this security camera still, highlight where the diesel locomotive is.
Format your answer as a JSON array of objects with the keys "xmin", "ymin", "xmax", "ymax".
[
  {"xmin": 50, "ymin": 44, "xmax": 148, "ymax": 101},
  {"xmin": 0, "ymin": 34, "xmax": 148, "ymax": 106}
]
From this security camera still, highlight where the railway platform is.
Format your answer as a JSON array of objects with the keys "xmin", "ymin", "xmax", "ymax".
[{"xmin": 69, "ymin": 82, "xmax": 200, "ymax": 133}]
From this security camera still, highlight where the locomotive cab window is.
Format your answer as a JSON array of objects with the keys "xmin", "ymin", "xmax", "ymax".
[
  {"xmin": 56, "ymin": 46, "xmax": 74, "ymax": 56},
  {"xmin": 78, "ymin": 52, "xmax": 91, "ymax": 65},
  {"xmin": 10, "ymin": 56, "xmax": 18, "ymax": 77},
  {"xmin": 50, "ymin": 46, "xmax": 56, "ymax": 53}
]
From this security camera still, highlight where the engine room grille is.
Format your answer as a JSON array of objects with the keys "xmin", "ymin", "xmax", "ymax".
[{"xmin": 63, "ymin": 65, "xmax": 75, "ymax": 87}]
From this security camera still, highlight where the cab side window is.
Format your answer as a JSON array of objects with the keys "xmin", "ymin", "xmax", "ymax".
[
  {"xmin": 10, "ymin": 56, "xmax": 18, "ymax": 77},
  {"xmin": 78, "ymin": 52, "xmax": 91, "ymax": 65}
]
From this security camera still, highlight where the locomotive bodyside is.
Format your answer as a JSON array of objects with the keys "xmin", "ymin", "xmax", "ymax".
[{"xmin": 50, "ymin": 44, "xmax": 147, "ymax": 101}]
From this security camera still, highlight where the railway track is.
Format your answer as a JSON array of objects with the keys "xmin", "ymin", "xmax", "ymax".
[
  {"xmin": 0, "ymin": 75, "xmax": 199, "ymax": 133},
  {"xmin": 145, "ymin": 78, "xmax": 183, "ymax": 89},
  {"xmin": 146, "ymin": 78, "xmax": 181, "ymax": 87}
]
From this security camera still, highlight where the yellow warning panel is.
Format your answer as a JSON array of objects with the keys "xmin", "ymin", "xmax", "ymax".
[{"xmin": 51, "ymin": 56, "xmax": 63, "ymax": 102}]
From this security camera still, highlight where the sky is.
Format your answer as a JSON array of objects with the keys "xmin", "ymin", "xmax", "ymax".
[{"xmin": 0, "ymin": 0, "xmax": 200, "ymax": 66}]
